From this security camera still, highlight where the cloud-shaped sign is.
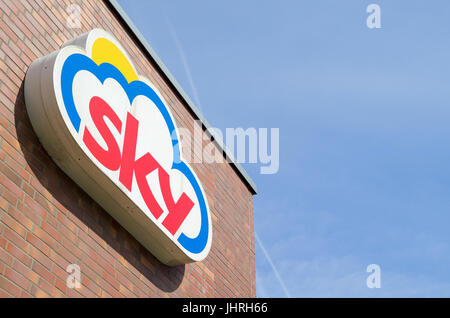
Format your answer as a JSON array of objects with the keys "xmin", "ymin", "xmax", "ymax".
[{"xmin": 24, "ymin": 29, "xmax": 212, "ymax": 265}]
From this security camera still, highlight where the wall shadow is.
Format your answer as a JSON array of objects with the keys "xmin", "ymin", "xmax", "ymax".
[{"xmin": 13, "ymin": 80, "xmax": 185, "ymax": 294}]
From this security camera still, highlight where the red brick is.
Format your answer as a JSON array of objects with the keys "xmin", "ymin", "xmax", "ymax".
[
  {"xmin": 24, "ymin": 195, "xmax": 47, "ymax": 220},
  {"xmin": 0, "ymin": 236, "xmax": 6, "ymax": 250},
  {"xmin": 5, "ymin": 156, "xmax": 31, "ymax": 182},
  {"xmin": 0, "ymin": 1, "xmax": 12, "ymax": 15},
  {"xmin": 0, "ymin": 196, "xmax": 8, "ymax": 212},
  {"xmin": 21, "ymin": 182, "xmax": 35, "ymax": 198},
  {"xmin": 1, "ymin": 213, "xmax": 27, "ymax": 238},
  {"xmin": 0, "ymin": 289, "xmax": 11, "ymax": 298},
  {"xmin": 20, "ymin": 290, "xmax": 32, "ymax": 298},
  {"xmin": 12, "ymin": 259, "xmax": 39, "ymax": 285},
  {"xmin": 32, "ymin": 261, "xmax": 55, "ymax": 285},
  {"xmin": 55, "ymin": 277, "xmax": 67, "ymax": 294},
  {"xmin": 4, "ymin": 267, "xmax": 32, "ymax": 291},
  {"xmin": 48, "ymin": 251, "xmax": 69, "ymax": 275},
  {"xmin": 52, "ymin": 243, "xmax": 77, "ymax": 264},
  {"xmin": 17, "ymin": 201, "xmax": 43, "ymax": 226},
  {"xmin": 2, "ymin": 189, "xmax": 17, "ymax": 207},
  {"xmin": 41, "ymin": 221, "xmax": 61, "ymax": 242},
  {"xmin": 0, "ymin": 141, "xmax": 26, "ymax": 167},
  {"xmin": 0, "ymin": 172, "xmax": 23, "ymax": 201},
  {"xmin": 3, "ymin": 226, "xmax": 28, "ymax": 251},
  {"xmin": 7, "ymin": 206, "xmax": 33, "ymax": 231},
  {"xmin": 30, "ymin": 284, "xmax": 49, "ymax": 298},
  {"xmin": 0, "ymin": 0, "xmax": 255, "ymax": 298},
  {"xmin": 0, "ymin": 161, "xmax": 23, "ymax": 189},
  {"xmin": 29, "ymin": 246, "xmax": 52, "ymax": 270},
  {"xmin": 3, "ymin": 0, "xmax": 22, "ymax": 14},
  {"xmin": 26, "ymin": 232, "xmax": 50, "ymax": 256},
  {"xmin": 0, "ymin": 19, "xmax": 19, "ymax": 44},
  {"xmin": 0, "ymin": 275, "xmax": 21, "ymax": 297},
  {"xmin": 5, "ymin": 242, "xmax": 31, "ymax": 267}
]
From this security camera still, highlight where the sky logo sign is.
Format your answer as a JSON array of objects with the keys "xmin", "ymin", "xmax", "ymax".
[{"xmin": 24, "ymin": 29, "xmax": 212, "ymax": 265}]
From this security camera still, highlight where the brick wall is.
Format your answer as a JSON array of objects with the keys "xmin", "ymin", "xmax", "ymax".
[{"xmin": 0, "ymin": 0, "xmax": 255, "ymax": 297}]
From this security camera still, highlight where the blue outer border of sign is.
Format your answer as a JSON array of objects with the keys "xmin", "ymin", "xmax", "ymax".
[
  {"xmin": 105, "ymin": 0, "xmax": 258, "ymax": 195},
  {"xmin": 61, "ymin": 53, "xmax": 210, "ymax": 254}
]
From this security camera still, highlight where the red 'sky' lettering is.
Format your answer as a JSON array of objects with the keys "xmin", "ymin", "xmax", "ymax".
[
  {"xmin": 83, "ymin": 96, "xmax": 122, "ymax": 171},
  {"xmin": 83, "ymin": 96, "xmax": 194, "ymax": 235}
]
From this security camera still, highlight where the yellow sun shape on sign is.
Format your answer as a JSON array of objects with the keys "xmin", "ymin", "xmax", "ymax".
[{"xmin": 91, "ymin": 37, "xmax": 139, "ymax": 83}]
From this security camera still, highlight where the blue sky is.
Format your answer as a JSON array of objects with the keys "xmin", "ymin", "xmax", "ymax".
[{"xmin": 118, "ymin": 0, "xmax": 450, "ymax": 297}]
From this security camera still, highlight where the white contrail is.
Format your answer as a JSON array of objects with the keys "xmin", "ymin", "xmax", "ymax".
[
  {"xmin": 160, "ymin": 7, "xmax": 288, "ymax": 297},
  {"xmin": 255, "ymin": 272, "xmax": 269, "ymax": 297},
  {"xmin": 255, "ymin": 231, "xmax": 291, "ymax": 298},
  {"xmin": 164, "ymin": 15, "xmax": 203, "ymax": 111}
]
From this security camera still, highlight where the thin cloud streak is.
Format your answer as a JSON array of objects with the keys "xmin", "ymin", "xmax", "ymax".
[
  {"xmin": 255, "ymin": 231, "xmax": 291, "ymax": 298},
  {"xmin": 164, "ymin": 15, "xmax": 203, "ymax": 111}
]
